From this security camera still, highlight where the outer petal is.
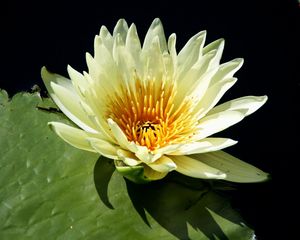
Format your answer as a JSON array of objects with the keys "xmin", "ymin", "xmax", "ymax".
[
  {"xmin": 67, "ymin": 65, "xmax": 88, "ymax": 98},
  {"xmin": 116, "ymin": 149, "xmax": 142, "ymax": 166},
  {"xmin": 87, "ymin": 137, "xmax": 119, "ymax": 159},
  {"xmin": 141, "ymin": 36, "xmax": 164, "ymax": 82},
  {"xmin": 168, "ymin": 33, "xmax": 177, "ymax": 71},
  {"xmin": 194, "ymin": 77, "xmax": 238, "ymax": 119},
  {"xmin": 190, "ymin": 151, "xmax": 269, "ymax": 182},
  {"xmin": 83, "ymin": 88, "xmax": 117, "ymax": 143},
  {"xmin": 50, "ymin": 81, "xmax": 98, "ymax": 133},
  {"xmin": 202, "ymin": 38, "xmax": 225, "ymax": 69},
  {"xmin": 147, "ymin": 156, "xmax": 177, "ymax": 172},
  {"xmin": 143, "ymin": 18, "xmax": 167, "ymax": 53},
  {"xmin": 210, "ymin": 58, "xmax": 244, "ymax": 85},
  {"xmin": 41, "ymin": 67, "xmax": 98, "ymax": 133},
  {"xmin": 107, "ymin": 119, "xmax": 139, "ymax": 153},
  {"xmin": 194, "ymin": 110, "xmax": 245, "ymax": 141},
  {"xmin": 208, "ymin": 95, "xmax": 268, "ymax": 117},
  {"xmin": 176, "ymin": 31, "xmax": 206, "ymax": 82},
  {"xmin": 98, "ymin": 25, "xmax": 113, "ymax": 52},
  {"xmin": 48, "ymin": 122, "xmax": 98, "ymax": 152},
  {"xmin": 175, "ymin": 53, "xmax": 219, "ymax": 104},
  {"xmin": 125, "ymin": 23, "xmax": 142, "ymax": 74},
  {"xmin": 170, "ymin": 155, "xmax": 226, "ymax": 179},
  {"xmin": 113, "ymin": 19, "xmax": 128, "ymax": 43},
  {"xmin": 41, "ymin": 66, "xmax": 75, "ymax": 93},
  {"xmin": 168, "ymin": 138, "xmax": 237, "ymax": 155},
  {"xmin": 135, "ymin": 145, "xmax": 162, "ymax": 164}
]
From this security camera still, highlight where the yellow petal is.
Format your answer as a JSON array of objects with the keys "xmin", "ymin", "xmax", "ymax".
[{"xmin": 170, "ymin": 155, "xmax": 226, "ymax": 179}]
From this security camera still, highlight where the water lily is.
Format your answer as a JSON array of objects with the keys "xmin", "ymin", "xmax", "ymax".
[{"xmin": 42, "ymin": 18, "xmax": 268, "ymax": 183}]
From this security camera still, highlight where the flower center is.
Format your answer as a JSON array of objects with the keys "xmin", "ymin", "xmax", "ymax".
[{"xmin": 107, "ymin": 75, "xmax": 198, "ymax": 150}]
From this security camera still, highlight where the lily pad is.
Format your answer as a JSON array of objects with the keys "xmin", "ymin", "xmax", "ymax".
[{"xmin": 0, "ymin": 90, "xmax": 255, "ymax": 239}]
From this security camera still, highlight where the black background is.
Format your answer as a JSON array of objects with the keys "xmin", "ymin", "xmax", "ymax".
[{"xmin": 1, "ymin": 0, "xmax": 299, "ymax": 239}]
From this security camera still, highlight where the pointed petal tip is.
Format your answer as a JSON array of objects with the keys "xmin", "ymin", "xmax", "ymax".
[
  {"xmin": 227, "ymin": 139, "xmax": 238, "ymax": 146},
  {"xmin": 128, "ymin": 23, "xmax": 137, "ymax": 33},
  {"xmin": 195, "ymin": 30, "xmax": 207, "ymax": 40},
  {"xmin": 99, "ymin": 25, "xmax": 110, "ymax": 36},
  {"xmin": 115, "ymin": 18, "xmax": 128, "ymax": 29},
  {"xmin": 66, "ymin": 64, "xmax": 75, "ymax": 75},
  {"xmin": 85, "ymin": 52, "xmax": 92, "ymax": 59},
  {"xmin": 235, "ymin": 58, "xmax": 244, "ymax": 65},
  {"xmin": 152, "ymin": 18, "xmax": 162, "ymax": 25},
  {"xmin": 41, "ymin": 66, "xmax": 47, "ymax": 73},
  {"xmin": 260, "ymin": 95, "xmax": 268, "ymax": 103},
  {"xmin": 41, "ymin": 66, "xmax": 52, "ymax": 79}
]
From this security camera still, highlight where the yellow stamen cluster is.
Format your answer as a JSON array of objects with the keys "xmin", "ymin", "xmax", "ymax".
[{"xmin": 107, "ymin": 75, "xmax": 198, "ymax": 150}]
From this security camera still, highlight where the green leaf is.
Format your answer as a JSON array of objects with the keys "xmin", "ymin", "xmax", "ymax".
[{"xmin": 0, "ymin": 90, "xmax": 255, "ymax": 239}]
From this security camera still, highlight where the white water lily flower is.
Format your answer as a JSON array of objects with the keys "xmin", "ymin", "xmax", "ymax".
[{"xmin": 42, "ymin": 18, "xmax": 268, "ymax": 183}]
